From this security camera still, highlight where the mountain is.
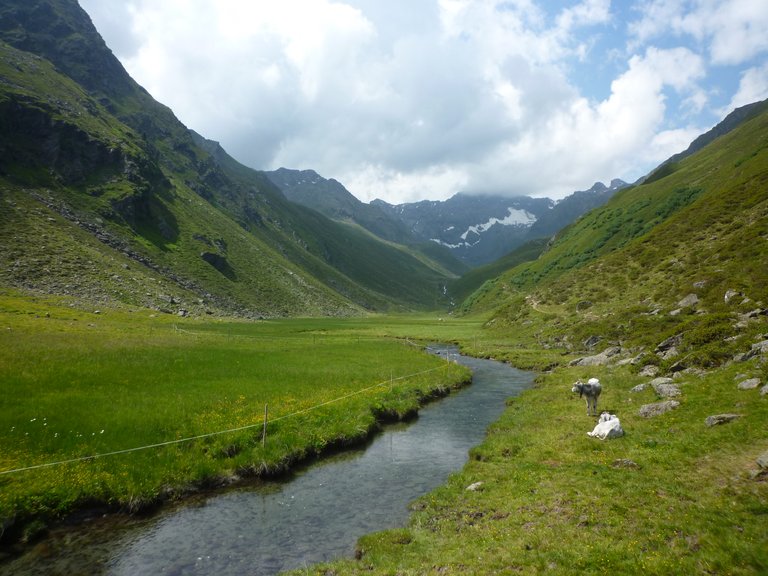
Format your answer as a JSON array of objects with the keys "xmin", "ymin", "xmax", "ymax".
[
  {"xmin": 0, "ymin": 0, "xmax": 458, "ymax": 315},
  {"xmin": 265, "ymin": 168, "xmax": 412, "ymax": 244},
  {"xmin": 372, "ymin": 179, "xmax": 627, "ymax": 267},
  {"xmin": 264, "ymin": 167, "xmax": 469, "ymax": 277},
  {"xmin": 465, "ymin": 96, "xmax": 768, "ymax": 371},
  {"xmin": 645, "ymin": 98, "xmax": 768, "ymax": 184}
]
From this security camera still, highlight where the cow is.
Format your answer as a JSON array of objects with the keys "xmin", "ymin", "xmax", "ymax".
[{"xmin": 572, "ymin": 377, "xmax": 602, "ymax": 416}]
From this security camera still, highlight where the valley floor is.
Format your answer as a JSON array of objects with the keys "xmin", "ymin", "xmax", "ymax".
[
  {"xmin": 1, "ymin": 296, "xmax": 767, "ymax": 575},
  {"xmin": 305, "ymin": 340, "xmax": 768, "ymax": 575}
]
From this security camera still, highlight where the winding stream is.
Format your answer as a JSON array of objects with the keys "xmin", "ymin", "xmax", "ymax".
[{"xmin": 2, "ymin": 346, "xmax": 533, "ymax": 575}]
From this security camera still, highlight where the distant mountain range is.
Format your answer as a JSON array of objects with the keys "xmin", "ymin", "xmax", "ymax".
[
  {"xmin": 0, "ymin": 0, "xmax": 765, "ymax": 321},
  {"xmin": 266, "ymin": 168, "xmax": 627, "ymax": 267}
]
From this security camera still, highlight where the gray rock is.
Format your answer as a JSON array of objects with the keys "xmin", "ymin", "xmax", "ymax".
[
  {"xmin": 724, "ymin": 289, "xmax": 741, "ymax": 304},
  {"xmin": 569, "ymin": 346, "xmax": 622, "ymax": 367},
  {"xmin": 583, "ymin": 335, "xmax": 601, "ymax": 349},
  {"xmin": 612, "ymin": 459, "xmax": 640, "ymax": 469},
  {"xmin": 465, "ymin": 481, "xmax": 484, "ymax": 492},
  {"xmin": 638, "ymin": 400, "xmax": 680, "ymax": 418},
  {"xmin": 656, "ymin": 334, "xmax": 682, "ymax": 354},
  {"xmin": 651, "ymin": 378, "xmax": 682, "ymax": 397},
  {"xmin": 705, "ymin": 414, "xmax": 741, "ymax": 427},
  {"xmin": 639, "ymin": 365, "xmax": 660, "ymax": 377},
  {"xmin": 757, "ymin": 451, "xmax": 768, "ymax": 470},
  {"xmin": 630, "ymin": 383, "xmax": 647, "ymax": 393},
  {"xmin": 737, "ymin": 378, "xmax": 761, "ymax": 390},
  {"xmin": 658, "ymin": 346, "xmax": 680, "ymax": 360},
  {"xmin": 760, "ymin": 384, "xmax": 768, "ymax": 397},
  {"xmin": 744, "ymin": 309, "xmax": 768, "ymax": 319},
  {"xmin": 749, "ymin": 340, "xmax": 768, "ymax": 358},
  {"xmin": 678, "ymin": 293, "xmax": 699, "ymax": 308}
]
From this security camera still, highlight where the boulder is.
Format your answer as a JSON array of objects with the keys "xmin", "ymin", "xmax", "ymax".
[
  {"xmin": 724, "ymin": 289, "xmax": 741, "ymax": 304},
  {"xmin": 465, "ymin": 482, "xmax": 484, "ymax": 492},
  {"xmin": 757, "ymin": 451, "xmax": 768, "ymax": 470},
  {"xmin": 761, "ymin": 384, "xmax": 768, "ymax": 397},
  {"xmin": 737, "ymin": 378, "xmax": 761, "ymax": 390},
  {"xmin": 746, "ymin": 340, "xmax": 768, "ymax": 360},
  {"xmin": 569, "ymin": 346, "xmax": 622, "ymax": 367},
  {"xmin": 583, "ymin": 335, "xmax": 601, "ymax": 349},
  {"xmin": 638, "ymin": 400, "xmax": 680, "ymax": 418},
  {"xmin": 658, "ymin": 346, "xmax": 680, "ymax": 360},
  {"xmin": 630, "ymin": 383, "xmax": 647, "ymax": 393},
  {"xmin": 651, "ymin": 378, "xmax": 682, "ymax": 398},
  {"xmin": 639, "ymin": 365, "xmax": 660, "ymax": 377},
  {"xmin": 656, "ymin": 334, "xmax": 683, "ymax": 354},
  {"xmin": 677, "ymin": 294, "xmax": 699, "ymax": 308},
  {"xmin": 705, "ymin": 414, "xmax": 741, "ymax": 427}
]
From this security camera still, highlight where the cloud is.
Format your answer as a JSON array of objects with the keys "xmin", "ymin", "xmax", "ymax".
[
  {"xmin": 725, "ymin": 63, "xmax": 768, "ymax": 112},
  {"xmin": 78, "ymin": 0, "xmax": 766, "ymax": 203},
  {"xmin": 629, "ymin": 0, "xmax": 768, "ymax": 65}
]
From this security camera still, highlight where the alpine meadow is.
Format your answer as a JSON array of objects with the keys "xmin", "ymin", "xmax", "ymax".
[{"xmin": 0, "ymin": 1, "xmax": 767, "ymax": 574}]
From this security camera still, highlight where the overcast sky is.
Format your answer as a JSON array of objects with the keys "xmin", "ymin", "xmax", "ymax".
[{"xmin": 79, "ymin": 0, "xmax": 768, "ymax": 203}]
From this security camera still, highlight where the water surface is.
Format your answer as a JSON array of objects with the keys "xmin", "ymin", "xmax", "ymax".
[{"xmin": 3, "ymin": 347, "xmax": 533, "ymax": 575}]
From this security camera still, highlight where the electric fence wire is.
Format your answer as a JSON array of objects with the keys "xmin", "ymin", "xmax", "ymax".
[{"xmin": 0, "ymin": 364, "xmax": 452, "ymax": 476}]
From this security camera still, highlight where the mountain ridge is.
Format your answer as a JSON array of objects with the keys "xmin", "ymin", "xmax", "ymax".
[
  {"xmin": 0, "ymin": 0, "xmax": 457, "ymax": 315},
  {"xmin": 265, "ymin": 164, "xmax": 627, "ymax": 268}
]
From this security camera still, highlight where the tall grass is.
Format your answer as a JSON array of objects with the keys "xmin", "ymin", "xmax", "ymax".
[
  {"xmin": 0, "ymin": 296, "xmax": 473, "ymax": 542},
  {"xmin": 311, "ymin": 359, "xmax": 768, "ymax": 575}
]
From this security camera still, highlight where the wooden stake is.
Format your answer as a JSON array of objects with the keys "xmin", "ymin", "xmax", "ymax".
[{"xmin": 262, "ymin": 404, "xmax": 268, "ymax": 447}]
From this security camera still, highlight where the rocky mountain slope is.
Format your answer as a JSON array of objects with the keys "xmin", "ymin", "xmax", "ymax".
[
  {"xmin": 267, "ymin": 166, "xmax": 625, "ymax": 268},
  {"xmin": 0, "ymin": 0, "xmax": 457, "ymax": 315},
  {"xmin": 372, "ymin": 180, "xmax": 627, "ymax": 266},
  {"xmin": 468, "ymin": 97, "xmax": 768, "ymax": 373}
]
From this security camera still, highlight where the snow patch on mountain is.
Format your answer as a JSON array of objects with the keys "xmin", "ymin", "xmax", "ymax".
[{"xmin": 460, "ymin": 208, "xmax": 537, "ymax": 241}]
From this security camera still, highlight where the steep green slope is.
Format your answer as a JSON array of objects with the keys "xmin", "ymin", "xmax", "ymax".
[
  {"xmin": 0, "ymin": 39, "xmax": 364, "ymax": 316},
  {"xmin": 262, "ymin": 167, "xmax": 469, "ymax": 277},
  {"xmin": 466, "ymin": 98, "xmax": 768, "ymax": 369},
  {"xmin": 0, "ymin": 0, "xmax": 456, "ymax": 314},
  {"xmin": 449, "ymin": 237, "xmax": 548, "ymax": 305}
]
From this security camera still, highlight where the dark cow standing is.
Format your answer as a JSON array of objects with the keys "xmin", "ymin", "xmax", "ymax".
[{"xmin": 572, "ymin": 377, "xmax": 602, "ymax": 416}]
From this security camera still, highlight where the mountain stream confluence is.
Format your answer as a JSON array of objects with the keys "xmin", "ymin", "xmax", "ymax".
[{"xmin": 3, "ymin": 346, "xmax": 534, "ymax": 575}]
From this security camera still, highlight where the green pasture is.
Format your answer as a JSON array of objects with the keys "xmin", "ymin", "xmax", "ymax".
[
  {"xmin": 0, "ymin": 294, "xmax": 475, "ymax": 543},
  {"xmin": 311, "ymin": 360, "xmax": 768, "ymax": 575}
]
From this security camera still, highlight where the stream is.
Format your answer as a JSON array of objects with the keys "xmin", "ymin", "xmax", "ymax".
[{"xmin": 2, "ymin": 346, "xmax": 534, "ymax": 576}]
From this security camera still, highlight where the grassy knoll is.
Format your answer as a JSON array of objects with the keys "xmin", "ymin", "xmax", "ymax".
[
  {"xmin": 0, "ymin": 294, "xmax": 474, "ymax": 545},
  {"xmin": 306, "ymin": 358, "xmax": 768, "ymax": 575}
]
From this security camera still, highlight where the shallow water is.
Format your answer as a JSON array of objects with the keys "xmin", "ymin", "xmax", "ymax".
[{"xmin": 2, "ymin": 347, "xmax": 533, "ymax": 575}]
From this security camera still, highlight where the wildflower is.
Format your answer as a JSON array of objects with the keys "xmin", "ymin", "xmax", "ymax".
[{"xmin": 100, "ymin": 430, "xmax": 105, "ymax": 434}]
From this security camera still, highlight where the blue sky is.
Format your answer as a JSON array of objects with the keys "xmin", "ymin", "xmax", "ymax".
[{"xmin": 80, "ymin": 0, "xmax": 768, "ymax": 203}]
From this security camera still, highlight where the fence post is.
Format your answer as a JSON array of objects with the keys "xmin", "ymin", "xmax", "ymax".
[{"xmin": 262, "ymin": 404, "xmax": 268, "ymax": 447}]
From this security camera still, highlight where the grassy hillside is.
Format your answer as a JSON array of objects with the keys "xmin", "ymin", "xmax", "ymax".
[
  {"xmin": 448, "ymin": 238, "xmax": 549, "ymax": 306},
  {"xmin": 464, "ymin": 99, "xmax": 768, "ymax": 344},
  {"xmin": 0, "ymin": 1, "xmax": 458, "ymax": 315}
]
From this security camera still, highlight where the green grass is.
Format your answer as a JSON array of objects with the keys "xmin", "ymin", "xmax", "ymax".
[
  {"xmin": 0, "ymin": 296, "xmax": 474, "ymax": 543},
  {"xmin": 307, "ymin": 359, "xmax": 768, "ymax": 575}
]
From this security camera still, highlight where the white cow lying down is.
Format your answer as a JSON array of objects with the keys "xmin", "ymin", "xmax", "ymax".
[{"xmin": 587, "ymin": 412, "xmax": 624, "ymax": 440}]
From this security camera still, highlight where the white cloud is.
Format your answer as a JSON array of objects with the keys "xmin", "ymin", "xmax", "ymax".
[
  {"xmin": 630, "ymin": 0, "xmax": 768, "ymax": 65},
  {"xmin": 724, "ymin": 63, "xmax": 768, "ymax": 112},
  {"xmin": 78, "ymin": 0, "xmax": 766, "ymax": 204}
]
